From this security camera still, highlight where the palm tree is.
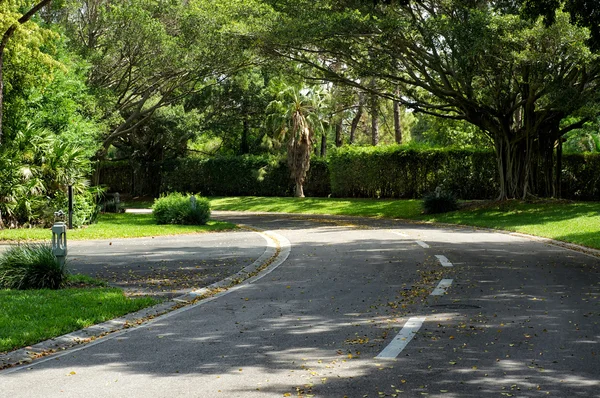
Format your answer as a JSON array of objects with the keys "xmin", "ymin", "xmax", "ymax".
[{"xmin": 267, "ymin": 83, "xmax": 327, "ymax": 197}]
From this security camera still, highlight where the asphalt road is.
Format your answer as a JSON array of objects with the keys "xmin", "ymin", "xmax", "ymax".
[
  {"xmin": 67, "ymin": 231, "xmax": 266, "ymax": 298},
  {"xmin": 1, "ymin": 213, "xmax": 599, "ymax": 397}
]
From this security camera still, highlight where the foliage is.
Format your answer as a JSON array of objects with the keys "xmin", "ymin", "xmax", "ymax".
[
  {"xmin": 0, "ymin": 286, "xmax": 157, "ymax": 352},
  {"xmin": 186, "ymin": 67, "xmax": 276, "ymax": 156},
  {"xmin": 411, "ymin": 114, "xmax": 491, "ymax": 149},
  {"xmin": 0, "ymin": 0, "xmax": 59, "ymax": 141},
  {"xmin": 422, "ymin": 189, "xmax": 459, "ymax": 214},
  {"xmin": 561, "ymin": 153, "xmax": 600, "ymax": 201},
  {"xmin": 328, "ymin": 145, "xmax": 498, "ymax": 199},
  {"xmin": 0, "ymin": 243, "xmax": 67, "ymax": 290},
  {"xmin": 152, "ymin": 192, "xmax": 211, "ymax": 225},
  {"xmin": 60, "ymin": 0, "xmax": 277, "ymax": 157},
  {"xmin": 0, "ymin": 124, "xmax": 97, "ymax": 228},
  {"xmin": 266, "ymin": 1, "xmax": 600, "ymax": 199}
]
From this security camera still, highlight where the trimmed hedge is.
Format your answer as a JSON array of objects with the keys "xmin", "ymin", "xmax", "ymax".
[
  {"xmin": 97, "ymin": 150, "xmax": 600, "ymax": 201},
  {"xmin": 160, "ymin": 156, "xmax": 330, "ymax": 197},
  {"xmin": 328, "ymin": 146, "xmax": 497, "ymax": 199}
]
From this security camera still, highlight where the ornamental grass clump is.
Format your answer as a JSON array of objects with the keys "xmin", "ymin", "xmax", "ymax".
[
  {"xmin": 0, "ymin": 244, "xmax": 68, "ymax": 290},
  {"xmin": 422, "ymin": 188, "xmax": 459, "ymax": 214},
  {"xmin": 152, "ymin": 193, "xmax": 211, "ymax": 225}
]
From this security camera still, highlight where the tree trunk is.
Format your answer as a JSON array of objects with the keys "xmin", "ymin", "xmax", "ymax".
[
  {"xmin": 320, "ymin": 129, "xmax": 327, "ymax": 157},
  {"xmin": 240, "ymin": 117, "xmax": 250, "ymax": 154},
  {"xmin": 393, "ymin": 86, "xmax": 402, "ymax": 144},
  {"xmin": 335, "ymin": 118, "xmax": 343, "ymax": 147},
  {"xmin": 349, "ymin": 91, "xmax": 364, "ymax": 144},
  {"xmin": 295, "ymin": 181, "xmax": 305, "ymax": 198},
  {"xmin": 370, "ymin": 92, "xmax": 379, "ymax": 146},
  {"xmin": 493, "ymin": 124, "xmax": 560, "ymax": 200},
  {"xmin": 393, "ymin": 99, "xmax": 402, "ymax": 144},
  {"xmin": 556, "ymin": 138, "xmax": 563, "ymax": 199}
]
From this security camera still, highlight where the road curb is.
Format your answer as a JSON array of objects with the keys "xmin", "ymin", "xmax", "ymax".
[{"xmin": 0, "ymin": 228, "xmax": 291, "ymax": 372}]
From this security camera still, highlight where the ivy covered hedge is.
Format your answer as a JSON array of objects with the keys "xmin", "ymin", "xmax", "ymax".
[{"xmin": 97, "ymin": 149, "xmax": 600, "ymax": 201}]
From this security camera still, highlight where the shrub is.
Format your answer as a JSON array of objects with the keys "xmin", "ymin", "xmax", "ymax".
[
  {"xmin": 422, "ymin": 189, "xmax": 459, "ymax": 214},
  {"xmin": 0, "ymin": 244, "xmax": 68, "ymax": 290},
  {"xmin": 152, "ymin": 193, "xmax": 211, "ymax": 225}
]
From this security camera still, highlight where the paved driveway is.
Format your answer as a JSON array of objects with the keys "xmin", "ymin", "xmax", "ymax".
[{"xmin": 2, "ymin": 213, "xmax": 599, "ymax": 397}]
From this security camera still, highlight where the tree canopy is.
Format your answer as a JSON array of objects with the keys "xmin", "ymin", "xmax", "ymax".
[{"xmin": 263, "ymin": 0, "xmax": 600, "ymax": 199}]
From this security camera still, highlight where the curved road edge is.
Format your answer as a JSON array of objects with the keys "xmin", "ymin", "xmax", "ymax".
[{"xmin": 0, "ymin": 229, "xmax": 292, "ymax": 372}]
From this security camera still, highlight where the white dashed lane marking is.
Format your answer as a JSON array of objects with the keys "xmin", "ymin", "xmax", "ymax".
[
  {"xmin": 416, "ymin": 241, "xmax": 430, "ymax": 248},
  {"xmin": 375, "ymin": 317, "xmax": 426, "ymax": 359},
  {"xmin": 435, "ymin": 254, "xmax": 453, "ymax": 267},
  {"xmin": 431, "ymin": 279, "xmax": 453, "ymax": 296}
]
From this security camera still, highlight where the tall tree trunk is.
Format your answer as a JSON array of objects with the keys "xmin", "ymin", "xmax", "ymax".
[
  {"xmin": 0, "ymin": 0, "xmax": 52, "ymax": 144},
  {"xmin": 393, "ymin": 98, "xmax": 402, "ymax": 144},
  {"xmin": 240, "ymin": 117, "xmax": 250, "ymax": 154},
  {"xmin": 556, "ymin": 138, "xmax": 563, "ymax": 199},
  {"xmin": 335, "ymin": 118, "xmax": 343, "ymax": 147},
  {"xmin": 350, "ymin": 91, "xmax": 364, "ymax": 144},
  {"xmin": 295, "ymin": 181, "xmax": 304, "ymax": 198},
  {"xmin": 320, "ymin": 129, "xmax": 327, "ymax": 157},
  {"xmin": 370, "ymin": 92, "xmax": 379, "ymax": 146}
]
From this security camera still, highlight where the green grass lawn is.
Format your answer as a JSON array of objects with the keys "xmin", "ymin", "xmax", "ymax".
[
  {"xmin": 210, "ymin": 196, "xmax": 600, "ymax": 250},
  {"xmin": 0, "ymin": 283, "xmax": 157, "ymax": 353},
  {"xmin": 0, "ymin": 212, "xmax": 236, "ymax": 242}
]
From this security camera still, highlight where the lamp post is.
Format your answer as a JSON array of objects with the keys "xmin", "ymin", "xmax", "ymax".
[{"xmin": 52, "ymin": 211, "xmax": 67, "ymax": 266}]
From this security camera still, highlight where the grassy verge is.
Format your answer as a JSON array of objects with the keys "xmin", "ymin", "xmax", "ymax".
[
  {"xmin": 211, "ymin": 196, "xmax": 424, "ymax": 218},
  {"xmin": 210, "ymin": 196, "xmax": 600, "ymax": 250},
  {"xmin": 0, "ymin": 276, "xmax": 157, "ymax": 353},
  {"xmin": 0, "ymin": 212, "xmax": 235, "ymax": 242}
]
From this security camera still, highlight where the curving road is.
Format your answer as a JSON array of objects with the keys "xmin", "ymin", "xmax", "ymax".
[{"xmin": 2, "ymin": 212, "xmax": 599, "ymax": 397}]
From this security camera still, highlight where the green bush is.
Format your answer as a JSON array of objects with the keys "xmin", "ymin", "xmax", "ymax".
[
  {"xmin": 0, "ymin": 244, "xmax": 68, "ymax": 290},
  {"xmin": 152, "ymin": 193, "xmax": 211, "ymax": 225},
  {"xmin": 422, "ymin": 189, "xmax": 459, "ymax": 214}
]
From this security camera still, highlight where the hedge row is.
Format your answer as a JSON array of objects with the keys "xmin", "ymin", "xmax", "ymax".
[
  {"xmin": 97, "ymin": 148, "xmax": 600, "ymax": 200},
  {"xmin": 328, "ymin": 146, "xmax": 498, "ymax": 199},
  {"xmin": 160, "ymin": 156, "xmax": 329, "ymax": 197}
]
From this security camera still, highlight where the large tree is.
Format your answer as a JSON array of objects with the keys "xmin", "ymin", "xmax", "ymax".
[
  {"xmin": 266, "ymin": 0, "xmax": 600, "ymax": 199},
  {"xmin": 61, "ymin": 0, "xmax": 275, "ymax": 159}
]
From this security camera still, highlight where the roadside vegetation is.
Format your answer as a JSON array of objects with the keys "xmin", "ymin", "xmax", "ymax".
[
  {"xmin": 0, "ymin": 277, "xmax": 157, "ymax": 353},
  {"xmin": 0, "ymin": 212, "xmax": 235, "ymax": 242}
]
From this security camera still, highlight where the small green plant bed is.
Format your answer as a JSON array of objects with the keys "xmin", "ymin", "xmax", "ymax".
[
  {"xmin": 0, "ymin": 212, "xmax": 235, "ymax": 242},
  {"xmin": 210, "ymin": 196, "xmax": 600, "ymax": 250},
  {"xmin": 0, "ymin": 275, "xmax": 157, "ymax": 353}
]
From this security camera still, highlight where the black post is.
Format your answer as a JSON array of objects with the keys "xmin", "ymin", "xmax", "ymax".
[{"xmin": 68, "ymin": 185, "xmax": 73, "ymax": 229}]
